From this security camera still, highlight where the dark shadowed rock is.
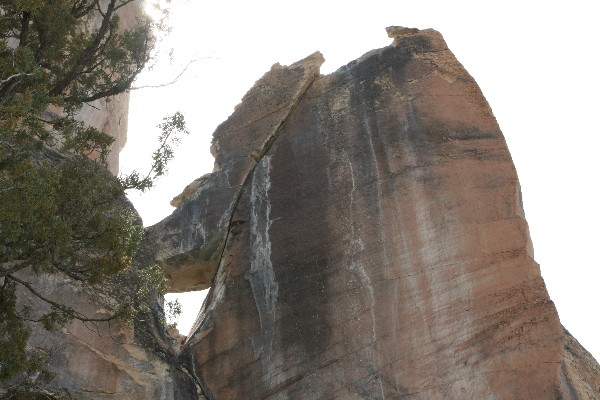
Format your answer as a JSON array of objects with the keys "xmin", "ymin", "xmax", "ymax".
[{"xmin": 160, "ymin": 28, "xmax": 600, "ymax": 399}]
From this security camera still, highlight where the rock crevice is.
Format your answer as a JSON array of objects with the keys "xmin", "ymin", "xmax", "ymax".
[{"xmin": 147, "ymin": 52, "xmax": 324, "ymax": 293}]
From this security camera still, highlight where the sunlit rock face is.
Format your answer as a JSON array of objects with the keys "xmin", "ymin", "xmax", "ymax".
[
  {"xmin": 163, "ymin": 28, "xmax": 600, "ymax": 398},
  {"xmin": 76, "ymin": 93, "xmax": 129, "ymax": 175}
]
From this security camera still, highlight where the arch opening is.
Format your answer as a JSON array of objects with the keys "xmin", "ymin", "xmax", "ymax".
[{"xmin": 165, "ymin": 289, "xmax": 209, "ymax": 338}]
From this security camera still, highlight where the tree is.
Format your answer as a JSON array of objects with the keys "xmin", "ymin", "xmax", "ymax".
[{"xmin": 0, "ymin": 0, "xmax": 186, "ymax": 391}]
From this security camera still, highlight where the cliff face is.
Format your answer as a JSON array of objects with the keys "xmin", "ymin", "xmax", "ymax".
[
  {"xmin": 151, "ymin": 28, "xmax": 600, "ymax": 398},
  {"xmin": 76, "ymin": 93, "xmax": 129, "ymax": 175},
  {"xmin": 13, "ymin": 264, "xmax": 199, "ymax": 399}
]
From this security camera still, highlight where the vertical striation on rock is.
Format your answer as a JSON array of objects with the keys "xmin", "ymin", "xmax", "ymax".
[
  {"xmin": 246, "ymin": 154, "xmax": 278, "ymax": 362},
  {"xmin": 148, "ymin": 52, "xmax": 324, "ymax": 293},
  {"xmin": 157, "ymin": 27, "xmax": 600, "ymax": 399}
]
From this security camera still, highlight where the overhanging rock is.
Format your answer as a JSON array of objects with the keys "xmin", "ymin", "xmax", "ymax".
[{"xmin": 147, "ymin": 52, "xmax": 324, "ymax": 292}]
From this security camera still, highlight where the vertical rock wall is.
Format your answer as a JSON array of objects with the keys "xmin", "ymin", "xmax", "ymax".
[
  {"xmin": 152, "ymin": 28, "xmax": 600, "ymax": 398},
  {"xmin": 14, "ymin": 267, "xmax": 195, "ymax": 399},
  {"xmin": 75, "ymin": 0, "xmax": 139, "ymax": 175},
  {"xmin": 76, "ymin": 93, "xmax": 129, "ymax": 175}
]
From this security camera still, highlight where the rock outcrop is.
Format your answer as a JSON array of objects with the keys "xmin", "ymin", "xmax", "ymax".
[
  {"xmin": 151, "ymin": 28, "xmax": 600, "ymax": 398},
  {"xmin": 12, "ymin": 23, "xmax": 598, "ymax": 399}
]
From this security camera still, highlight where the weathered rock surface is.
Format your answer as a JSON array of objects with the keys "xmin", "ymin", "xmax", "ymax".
[
  {"xmin": 156, "ymin": 28, "xmax": 600, "ymax": 398},
  {"xmin": 13, "ymin": 269, "xmax": 198, "ymax": 399},
  {"xmin": 147, "ymin": 52, "xmax": 324, "ymax": 292},
  {"xmin": 76, "ymin": 92, "xmax": 129, "ymax": 175}
]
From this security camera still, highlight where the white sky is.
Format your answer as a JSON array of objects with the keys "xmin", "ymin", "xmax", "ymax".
[{"xmin": 121, "ymin": 0, "xmax": 599, "ymax": 361}]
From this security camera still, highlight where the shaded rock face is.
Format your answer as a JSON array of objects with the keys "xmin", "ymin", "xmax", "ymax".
[
  {"xmin": 148, "ymin": 53, "xmax": 324, "ymax": 293},
  {"xmin": 14, "ymin": 270, "xmax": 197, "ymax": 400},
  {"xmin": 160, "ymin": 28, "xmax": 600, "ymax": 398}
]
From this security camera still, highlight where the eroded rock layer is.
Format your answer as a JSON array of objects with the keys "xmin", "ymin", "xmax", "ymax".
[{"xmin": 165, "ymin": 28, "xmax": 599, "ymax": 398}]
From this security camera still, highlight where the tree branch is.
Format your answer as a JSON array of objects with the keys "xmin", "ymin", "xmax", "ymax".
[
  {"xmin": 114, "ymin": 0, "xmax": 138, "ymax": 12},
  {"xmin": 0, "ymin": 260, "xmax": 29, "ymax": 278},
  {"xmin": 130, "ymin": 58, "xmax": 212, "ymax": 90},
  {"xmin": 18, "ymin": 11, "xmax": 31, "ymax": 46},
  {"xmin": 50, "ymin": 0, "xmax": 119, "ymax": 97},
  {"xmin": 68, "ymin": 75, "xmax": 136, "ymax": 103},
  {"xmin": 72, "ymin": 0, "xmax": 101, "ymax": 19},
  {"xmin": 6, "ymin": 274, "xmax": 123, "ymax": 323},
  {"xmin": 0, "ymin": 185, "xmax": 17, "ymax": 194},
  {"xmin": 0, "ymin": 71, "xmax": 36, "ymax": 85}
]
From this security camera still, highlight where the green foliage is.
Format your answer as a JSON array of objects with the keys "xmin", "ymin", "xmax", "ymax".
[
  {"xmin": 120, "ymin": 111, "xmax": 189, "ymax": 191},
  {"xmin": 0, "ymin": 280, "xmax": 30, "ymax": 381},
  {"xmin": 0, "ymin": 0, "xmax": 188, "ymax": 389},
  {"xmin": 0, "ymin": 0, "xmax": 154, "ymax": 156},
  {"xmin": 1, "ymin": 155, "xmax": 141, "ymax": 279},
  {"xmin": 165, "ymin": 298, "xmax": 182, "ymax": 330}
]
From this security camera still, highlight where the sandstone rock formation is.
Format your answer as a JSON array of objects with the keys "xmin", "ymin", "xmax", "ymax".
[
  {"xmin": 11, "ymin": 23, "xmax": 598, "ymax": 399},
  {"xmin": 13, "ymin": 267, "xmax": 198, "ymax": 399},
  {"xmin": 76, "ymin": 93, "xmax": 129, "ymax": 175},
  {"xmin": 6, "ymin": 192, "xmax": 201, "ymax": 399},
  {"xmin": 149, "ymin": 27, "xmax": 600, "ymax": 398},
  {"xmin": 74, "ymin": 0, "xmax": 141, "ymax": 175},
  {"xmin": 147, "ymin": 53, "xmax": 324, "ymax": 293},
  {"xmin": 51, "ymin": 0, "xmax": 139, "ymax": 175}
]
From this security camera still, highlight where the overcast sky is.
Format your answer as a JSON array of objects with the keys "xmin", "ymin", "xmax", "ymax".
[{"xmin": 121, "ymin": 0, "xmax": 599, "ymax": 361}]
